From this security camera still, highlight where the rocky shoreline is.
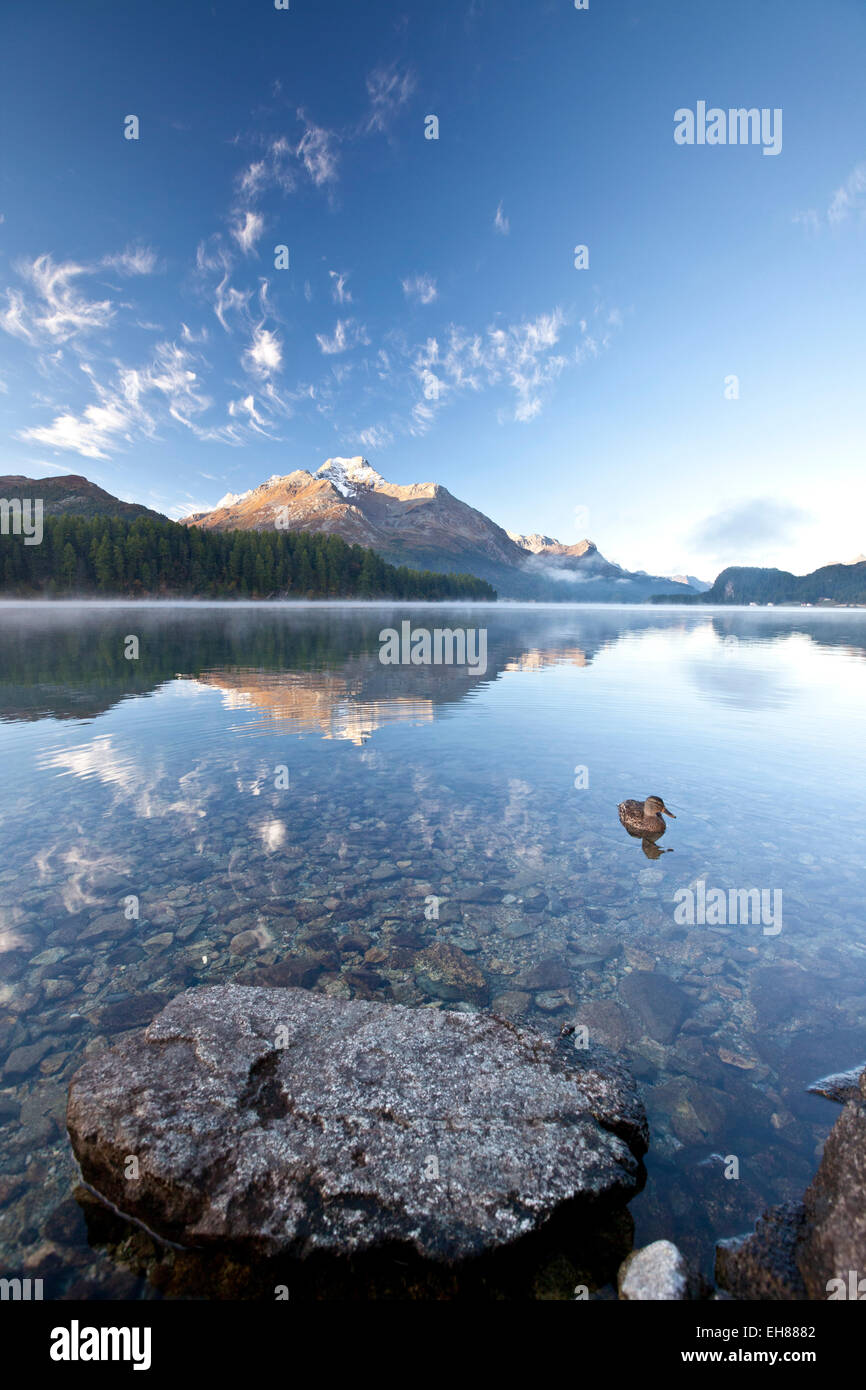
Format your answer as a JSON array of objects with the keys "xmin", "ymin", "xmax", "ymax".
[{"xmin": 714, "ymin": 1064, "xmax": 866, "ymax": 1301}]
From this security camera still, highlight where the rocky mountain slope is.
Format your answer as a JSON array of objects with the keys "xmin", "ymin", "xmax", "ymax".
[
  {"xmin": 0, "ymin": 473, "xmax": 165, "ymax": 523},
  {"xmin": 188, "ymin": 457, "xmax": 698, "ymax": 601},
  {"xmin": 188, "ymin": 456, "xmax": 524, "ymax": 579}
]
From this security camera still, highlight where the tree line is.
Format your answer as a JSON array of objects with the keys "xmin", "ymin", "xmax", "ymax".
[{"xmin": 0, "ymin": 514, "xmax": 497, "ymax": 601}]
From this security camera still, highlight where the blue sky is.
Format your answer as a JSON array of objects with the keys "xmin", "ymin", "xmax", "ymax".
[{"xmin": 0, "ymin": 0, "xmax": 864, "ymax": 580}]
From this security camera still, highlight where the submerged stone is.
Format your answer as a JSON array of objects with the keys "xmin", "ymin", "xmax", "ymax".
[
  {"xmin": 67, "ymin": 983, "xmax": 648, "ymax": 1262},
  {"xmin": 618, "ymin": 1239, "xmax": 701, "ymax": 1300},
  {"xmin": 619, "ymin": 970, "xmax": 690, "ymax": 1044},
  {"xmin": 413, "ymin": 942, "xmax": 486, "ymax": 1002}
]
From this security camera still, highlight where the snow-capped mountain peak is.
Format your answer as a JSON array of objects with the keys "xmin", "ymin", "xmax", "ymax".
[
  {"xmin": 212, "ymin": 488, "xmax": 253, "ymax": 511},
  {"xmin": 315, "ymin": 457, "xmax": 385, "ymax": 498}
]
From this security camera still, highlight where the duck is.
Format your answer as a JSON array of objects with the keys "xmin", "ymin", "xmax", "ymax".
[{"xmin": 618, "ymin": 795, "xmax": 677, "ymax": 839}]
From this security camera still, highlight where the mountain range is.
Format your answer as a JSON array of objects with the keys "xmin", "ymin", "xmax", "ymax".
[
  {"xmin": 185, "ymin": 456, "xmax": 703, "ymax": 601},
  {"xmin": 7, "ymin": 462, "xmax": 861, "ymax": 604}
]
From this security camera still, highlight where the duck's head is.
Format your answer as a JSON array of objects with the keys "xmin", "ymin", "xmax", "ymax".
[{"xmin": 645, "ymin": 795, "xmax": 676, "ymax": 818}]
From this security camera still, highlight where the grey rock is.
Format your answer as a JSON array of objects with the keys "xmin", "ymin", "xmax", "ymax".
[
  {"xmin": 30, "ymin": 947, "xmax": 67, "ymax": 966},
  {"xmin": 515, "ymin": 956, "xmax": 571, "ymax": 991},
  {"xmin": 96, "ymin": 993, "xmax": 170, "ymax": 1032},
  {"xmin": 4, "ymin": 1037, "xmax": 54, "ymax": 1080},
  {"xmin": 750, "ymin": 964, "xmax": 813, "ymax": 1029},
  {"xmin": 67, "ymin": 983, "xmax": 648, "ymax": 1262},
  {"xmin": 0, "ymin": 1094, "xmax": 21, "ymax": 1123},
  {"xmin": 620, "ymin": 970, "xmax": 689, "ymax": 1044},
  {"xmin": 458, "ymin": 885, "xmax": 503, "ymax": 904},
  {"xmin": 413, "ymin": 942, "xmax": 486, "ymax": 1003},
  {"xmin": 619, "ymin": 1240, "xmax": 701, "ymax": 1300},
  {"xmin": 798, "ymin": 1067, "xmax": 866, "ymax": 1298},
  {"xmin": 577, "ymin": 1000, "xmax": 632, "ymax": 1052},
  {"xmin": 79, "ymin": 913, "xmax": 133, "ymax": 943},
  {"xmin": 715, "ymin": 1202, "xmax": 808, "ymax": 1300},
  {"xmin": 502, "ymin": 921, "xmax": 535, "ymax": 940},
  {"xmin": 807, "ymin": 1063, "xmax": 865, "ymax": 1105},
  {"xmin": 650, "ymin": 1077, "xmax": 730, "ymax": 1146},
  {"xmin": 534, "ymin": 990, "xmax": 572, "ymax": 1013},
  {"xmin": 715, "ymin": 1070, "xmax": 866, "ymax": 1300},
  {"xmin": 491, "ymin": 990, "xmax": 531, "ymax": 1018}
]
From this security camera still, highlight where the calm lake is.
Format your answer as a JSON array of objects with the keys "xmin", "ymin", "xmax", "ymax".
[{"xmin": 1, "ymin": 601, "xmax": 865, "ymax": 1298}]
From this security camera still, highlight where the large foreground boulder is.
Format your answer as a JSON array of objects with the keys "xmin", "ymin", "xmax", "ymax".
[{"xmin": 67, "ymin": 984, "xmax": 648, "ymax": 1262}]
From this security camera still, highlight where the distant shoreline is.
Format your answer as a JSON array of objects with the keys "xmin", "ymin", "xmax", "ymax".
[{"xmin": 2, "ymin": 597, "xmax": 865, "ymax": 614}]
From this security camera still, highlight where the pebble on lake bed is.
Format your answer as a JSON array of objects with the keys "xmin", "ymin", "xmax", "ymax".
[{"xmin": 618, "ymin": 1240, "xmax": 702, "ymax": 1300}]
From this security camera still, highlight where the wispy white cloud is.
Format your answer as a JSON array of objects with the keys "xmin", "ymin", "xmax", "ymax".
[
  {"xmin": 828, "ymin": 161, "xmax": 866, "ymax": 224},
  {"xmin": 0, "ymin": 255, "xmax": 114, "ymax": 345},
  {"xmin": 306, "ymin": 302, "xmax": 616, "ymax": 448},
  {"xmin": 102, "ymin": 244, "xmax": 160, "ymax": 276},
  {"xmin": 180, "ymin": 322, "xmax": 208, "ymax": 343},
  {"xmin": 214, "ymin": 274, "xmax": 253, "ymax": 332},
  {"xmin": 235, "ymin": 136, "xmax": 297, "ymax": 200},
  {"xmin": 795, "ymin": 159, "xmax": 866, "ymax": 231},
  {"xmin": 402, "ymin": 273, "xmax": 438, "ymax": 305},
  {"xmin": 494, "ymin": 201, "xmax": 510, "ymax": 235},
  {"xmin": 195, "ymin": 237, "xmax": 230, "ymax": 276},
  {"xmin": 329, "ymin": 270, "xmax": 352, "ymax": 304},
  {"xmin": 19, "ymin": 337, "xmax": 217, "ymax": 460},
  {"xmin": 364, "ymin": 64, "xmax": 416, "ymax": 134},
  {"xmin": 234, "ymin": 122, "xmax": 339, "ymax": 203},
  {"xmin": 296, "ymin": 113, "xmax": 340, "ymax": 186},
  {"xmin": 228, "ymin": 393, "xmax": 271, "ymax": 434},
  {"xmin": 316, "ymin": 318, "xmax": 370, "ymax": 355},
  {"xmin": 20, "ymin": 401, "xmax": 131, "ymax": 460},
  {"xmin": 406, "ymin": 306, "xmax": 612, "ymax": 431},
  {"xmin": 115, "ymin": 339, "xmax": 212, "ymax": 430},
  {"xmin": 231, "ymin": 210, "xmax": 265, "ymax": 254},
  {"xmin": 356, "ymin": 424, "xmax": 393, "ymax": 450}
]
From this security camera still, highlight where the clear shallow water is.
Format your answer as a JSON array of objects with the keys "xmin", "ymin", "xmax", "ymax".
[{"xmin": 1, "ymin": 602, "xmax": 865, "ymax": 1298}]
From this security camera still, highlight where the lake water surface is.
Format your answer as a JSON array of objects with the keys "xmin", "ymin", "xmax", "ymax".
[{"xmin": 1, "ymin": 602, "xmax": 865, "ymax": 1298}]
